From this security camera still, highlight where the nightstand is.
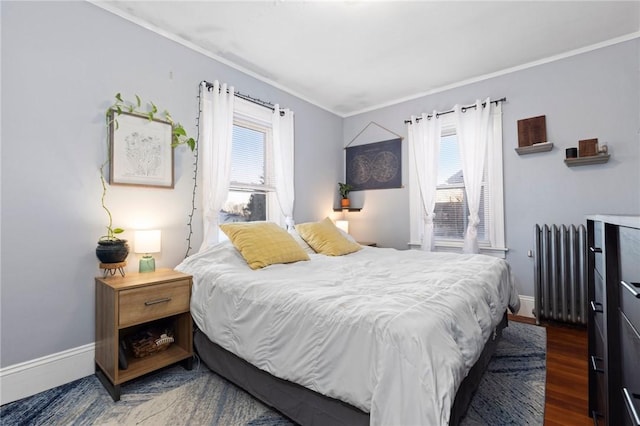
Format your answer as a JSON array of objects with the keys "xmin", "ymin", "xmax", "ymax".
[
  {"xmin": 95, "ymin": 269, "xmax": 193, "ymax": 401},
  {"xmin": 358, "ymin": 241, "xmax": 377, "ymax": 247}
]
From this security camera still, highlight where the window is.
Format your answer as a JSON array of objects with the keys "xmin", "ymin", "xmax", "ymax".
[
  {"xmin": 219, "ymin": 99, "xmax": 279, "ymax": 232},
  {"xmin": 409, "ymin": 106, "xmax": 505, "ymax": 256},
  {"xmin": 434, "ymin": 131, "xmax": 489, "ymax": 242}
]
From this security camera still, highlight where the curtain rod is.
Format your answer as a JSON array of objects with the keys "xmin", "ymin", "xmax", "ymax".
[
  {"xmin": 404, "ymin": 97, "xmax": 506, "ymax": 124},
  {"xmin": 202, "ymin": 80, "xmax": 285, "ymax": 115}
]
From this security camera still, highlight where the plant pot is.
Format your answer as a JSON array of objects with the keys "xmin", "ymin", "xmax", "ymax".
[
  {"xmin": 341, "ymin": 198, "xmax": 350, "ymax": 208},
  {"xmin": 96, "ymin": 239, "xmax": 130, "ymax": 264}
]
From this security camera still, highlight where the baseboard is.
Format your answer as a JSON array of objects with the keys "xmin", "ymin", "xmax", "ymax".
[
  {"xmin": 518, "ymin": 295, "xmax": 535, "ymax": 319},
  {"xmin": 0, "ymin": 343, "xmax": 95, "ymax": 405}
]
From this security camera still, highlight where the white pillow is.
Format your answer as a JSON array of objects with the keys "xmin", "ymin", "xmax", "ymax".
[{"xmin": 290, "ymin": 228, "xmax": 316, "ymax": 254}]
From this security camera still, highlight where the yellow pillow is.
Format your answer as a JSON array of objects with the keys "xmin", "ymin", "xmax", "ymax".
[
  {"xmin": 295, "ymin": 217, "xmax": 362, "ymax": 256},
  {"xmin": 219, "ymin": 222, "xmax": 310, "ymax": 270}
]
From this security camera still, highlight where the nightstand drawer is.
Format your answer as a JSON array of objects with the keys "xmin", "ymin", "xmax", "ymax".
[{"xmin": 119, "ymin": 280, "xmax": 190, "ymax": 327}]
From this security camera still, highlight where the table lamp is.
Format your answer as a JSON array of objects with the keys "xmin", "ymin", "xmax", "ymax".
[
  {"xmin": 335, "ymin": 220, "xmax": 349, "ymax": 234},
  {"xmin": 134, "ymin": 230, "xmax": 161, "ymax": 272}
]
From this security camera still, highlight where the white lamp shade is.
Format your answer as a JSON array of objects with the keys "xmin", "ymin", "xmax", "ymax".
[
  {"xmin": 335, "ymin": 220, "xmax": 349, "ymax": 234},
  {"xmin": 134, "ymin": 230, "xmax": 162, "ymax": 254}
]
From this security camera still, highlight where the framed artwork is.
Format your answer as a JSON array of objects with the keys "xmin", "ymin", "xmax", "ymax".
[
  {"xmin": 517, "ymin": 115, "xmax": 547, "ymax": 147},
  {"xmin": 346, "ymin": 138, "xmax": 402, "ymax": 191},
  {"xmin": 109, "ymin": 110, "xmax": 174, "ymax": 188}
]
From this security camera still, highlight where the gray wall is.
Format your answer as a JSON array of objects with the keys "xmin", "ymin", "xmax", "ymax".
[
  {"xmin": 0, "ymin": 1, "xmax": 343, "ymax": 367},
  {"xmin": 343, "ymin": 39, "xmax": 640, "ymax": 299},
  {"xmin": 2, "ymin": 1, "xmax": 638, "ymax": 368}
]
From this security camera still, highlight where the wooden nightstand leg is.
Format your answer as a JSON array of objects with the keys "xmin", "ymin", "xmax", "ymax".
[{"xmin": 95, "ymin": 364, "xmax": 121, "ymax": 402}]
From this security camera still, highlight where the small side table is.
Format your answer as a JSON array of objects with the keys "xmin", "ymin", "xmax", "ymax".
[
  {"xmin": 358, "ymin": 241, "xmax": 377, "ymax": 247},
  {"xmin": 95, "ymin": 269, "xmax": 193, "ymax": 401}
]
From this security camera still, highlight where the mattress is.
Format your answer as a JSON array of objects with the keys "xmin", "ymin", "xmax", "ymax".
[{"xmin": 176, "ymin": 241, "xmax": 520, "ymax": 425}]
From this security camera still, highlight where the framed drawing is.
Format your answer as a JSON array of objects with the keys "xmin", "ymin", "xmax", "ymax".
[
  {"xmin": 109, "ymin": 111, "xmax": 174, "ymax": 188},
  {"xmin": 346, "ymin": 138, "xmax": 402, "ymax": 191}
]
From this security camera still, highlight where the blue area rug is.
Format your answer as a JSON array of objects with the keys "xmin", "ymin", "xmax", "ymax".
[{"xmin": 0, "ymin": 321, "xmax": 545, "ymax": 425}]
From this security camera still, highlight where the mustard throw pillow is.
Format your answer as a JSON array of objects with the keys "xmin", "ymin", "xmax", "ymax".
[
  {"xmin": 295, "ymin": 217, "xmax": 362, "ymax": 256},
  {"xmin": 219, "ymin": 222, "xmax": 310, "ymax": 270}
]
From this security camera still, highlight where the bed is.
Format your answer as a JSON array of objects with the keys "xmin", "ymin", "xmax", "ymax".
[{"xmin": 175, "ymin": 220, "xmax": 520, "ymax": 426}]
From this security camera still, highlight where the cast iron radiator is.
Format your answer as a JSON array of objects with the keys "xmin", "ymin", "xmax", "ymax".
[{"xmin": 533, "ymin": 224, "xmax": 588, "ymax": 325}]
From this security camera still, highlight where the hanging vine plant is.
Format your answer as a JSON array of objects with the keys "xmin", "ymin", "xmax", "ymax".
[{"xmin": 97, "ymin": 93, "xmax": 196, "ymax": 265}]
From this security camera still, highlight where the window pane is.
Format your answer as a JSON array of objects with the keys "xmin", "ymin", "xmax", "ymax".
[
  {"xmin": 231, "ymin": 125, "xmax": 265, "ymax": 186},
  {"xmin": 434, "ymin": 186, "xmax": 487, "ymax": 241},
  {"xmin": 434, "ymin": 134, "xmax": 488, "ymax": 242},
  {"xmin": 219, "ymin": 191, "xmax": 267, "ymax": 224},
  {"xmin": 437, "ymin": 134, "xmax": 463, "ymax": 185}
]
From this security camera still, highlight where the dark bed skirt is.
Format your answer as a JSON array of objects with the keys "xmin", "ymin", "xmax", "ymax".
[{"xmin": 194, "ymin": 312, "xmax": 508, "ymax": 426}]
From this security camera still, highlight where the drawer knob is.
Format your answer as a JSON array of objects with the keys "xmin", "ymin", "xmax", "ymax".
[
  {"xmin": 590, "ymin": 301, "xmax": 603, "ymax": 313},
  {"xmin": 590, "ymin": 246, "xmax": 602, "ymax": 253},
  {"xmin": 144, "ymin": 297, "xmax": 172, "ymax": 306},
  {"xmin": 621, "ymin": 281, "xmax": 640, "ymax": 299},
  {"xmin": 623, "ymin": 388, "xmax": 640, "ymax": 426}
]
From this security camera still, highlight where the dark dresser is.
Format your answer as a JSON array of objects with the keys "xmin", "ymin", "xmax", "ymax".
[{"xmin": 586, "ymin": 215, "xmax": 640, "ymax": 426}]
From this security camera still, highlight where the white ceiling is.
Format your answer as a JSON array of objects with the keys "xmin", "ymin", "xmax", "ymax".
[{"xmin": 95, "ymin": 1, "xmax": 640, "ymax": 117}]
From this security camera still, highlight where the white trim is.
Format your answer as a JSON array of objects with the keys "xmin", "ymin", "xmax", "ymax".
[
  {"xmin": 0, "ymin": 343, "xmax": 95, "ymax": 405},
  {"xmin": 345, "ymin": 31, "xmax": 640, "ymax": 117},
  {"xmin": 487, "ymin": 104, "xmax": 505, "ymax": 249},
  {"xmin": 517, "ymin": 295, "xmax": 536, "ymax": 319},
  {"xmin": 88, "ymin": 1, "xmax": 639, "ymax": 119},
  {"xmin": 87, "ymin": 1, "xmax": 341, "ymax": 117},
  {"xmin": 408, "ymin": 241, "xmax": 508, "ymax": 259}
]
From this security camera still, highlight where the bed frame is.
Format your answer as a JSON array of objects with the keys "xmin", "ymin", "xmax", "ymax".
[{"xmin": 194, "ymin": 312, "xmax": 508, "ymax": 425}]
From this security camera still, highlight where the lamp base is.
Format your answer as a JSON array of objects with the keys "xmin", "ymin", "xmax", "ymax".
[{"xmin": 139, "ymin": 255, "xmax": 156, "ymax": 273}]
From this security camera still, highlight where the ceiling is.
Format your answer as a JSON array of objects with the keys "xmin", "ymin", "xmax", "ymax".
[{"xmin": 95, "ymin": 1, "xmax": 640, "ymax": 117}]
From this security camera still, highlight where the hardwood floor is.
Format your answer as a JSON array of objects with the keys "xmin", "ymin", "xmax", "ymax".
[{"xmin": 509, "ymin": 315, "xmax": 591, "ymax": 426}]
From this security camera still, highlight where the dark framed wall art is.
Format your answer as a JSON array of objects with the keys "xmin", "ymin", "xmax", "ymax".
[{"xmin": 346, "ymin": 138, "xmax": 402, "ymax": 191}]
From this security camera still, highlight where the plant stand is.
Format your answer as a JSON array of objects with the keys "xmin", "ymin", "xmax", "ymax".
[{"xmin": 100, "ymin": 261, "xmax": 127, "ymax": 278}]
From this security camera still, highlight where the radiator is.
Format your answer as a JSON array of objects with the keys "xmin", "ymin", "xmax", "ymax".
[{"xmin": 533, "ymin": 224, "xmax": 588, "ymax": 325}]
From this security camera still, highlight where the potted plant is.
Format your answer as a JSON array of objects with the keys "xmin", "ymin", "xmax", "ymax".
[
  {"xmin": 338, "ymin": 182, "xmax": 353, "ymax": 208},
  {"xmin": 96, "ymin": 93, "xmax": 196, "ymax": 264},
  {"xmin": 95, "ymin": 166, "xmax": 129, "ymax": 264}
]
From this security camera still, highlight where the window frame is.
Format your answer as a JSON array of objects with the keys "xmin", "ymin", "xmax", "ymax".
[
  {"xmin": 409, "ymin": 105, "xmax": 506, "ymax": 257},
  {"xmin": 220, "ymin": 98, "xmax": 282, "ymax": 229}
]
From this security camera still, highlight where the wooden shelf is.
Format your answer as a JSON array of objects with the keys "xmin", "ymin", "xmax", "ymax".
[
  {"xmin": 118, "ymin": 345, "xmax": 191, "ymax": 383},
  {"xmin": 564, "ymin": 154, "xmax": 610, "ymax": 167},
  {"xmin": 515, "ymin": 142, "xmax": 553, "ymax": 155},
  {"xmin": 333, "ymin": 207, "xmax": 362, "ymax": 212}
]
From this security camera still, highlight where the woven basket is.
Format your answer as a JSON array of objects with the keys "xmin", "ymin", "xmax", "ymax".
[{"xmin": 126, "ymin": 327, "xmax": 174, "ymax": 358}]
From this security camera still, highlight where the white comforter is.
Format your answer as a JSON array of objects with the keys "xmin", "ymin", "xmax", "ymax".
[{"xmin": 176, "ymin": 242, "xmax": 520, "ymax": 426}]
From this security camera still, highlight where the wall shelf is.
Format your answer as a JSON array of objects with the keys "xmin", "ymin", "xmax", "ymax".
[
  {"xmin": 564, "ymin": 154, "xmax": 610, "ymax": 167},
  {"xmin": 515, "ymin": 142, "xmax": 553, "ymax": 155},
  {"xmin": 333, "ymin": 207, "xmax": 362, "ymax": 212}
]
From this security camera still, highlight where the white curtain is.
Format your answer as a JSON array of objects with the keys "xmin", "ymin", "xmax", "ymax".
[
  {"xmin": 455, "ymin": 98, "xmax": 492, "ymax": 254},
  {"xmin": 272, "ymin": 106, "xmax": 296, "ymax": 231},
  {"xmin": 199, "ymin": 80, "xmax": 235, "ymax": 251},
  {"xmin": 408, "ymin": 112, "xmax": 441, "ymax": 251}
]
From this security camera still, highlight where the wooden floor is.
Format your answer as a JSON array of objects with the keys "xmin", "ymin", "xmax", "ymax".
[{"xmin": 509, "ymin": 315, "xmax": 590, "ymax": 426}]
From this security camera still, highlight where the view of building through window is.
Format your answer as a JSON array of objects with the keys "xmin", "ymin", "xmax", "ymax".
[
  {"xmin": 219, "ymin": 124, "xmax": 268, "ymax": 225},
  {"xmin": 434, "ymin": 134, "xmax": 487, "ymax": 241}
]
